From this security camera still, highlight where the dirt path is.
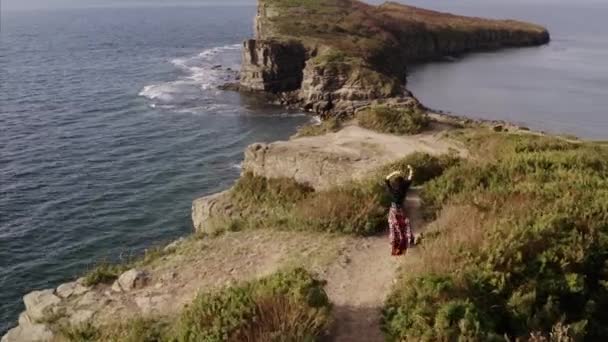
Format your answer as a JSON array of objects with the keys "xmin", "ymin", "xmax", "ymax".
[
  {"xmin": 6, "ymin": 191, "xmax": 426, "ymax": 342},
  {"xmin": 323, "ymin": 189, "xmax": 424, "ymax": 342}
]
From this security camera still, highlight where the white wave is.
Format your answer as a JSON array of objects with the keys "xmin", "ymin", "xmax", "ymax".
[
  {"xmin": 140, "ymin": 44, "xmax": 241, "ymax": 105},
  {"xmin": 310, "ymin": 115, "xmax": 322, "ymax": 124},
  {"xmin": 231, "ymin": 162, "xmax": 243, "ymax": 170}
]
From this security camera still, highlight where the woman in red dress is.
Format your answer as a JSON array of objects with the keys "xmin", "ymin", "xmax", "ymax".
[{"xmin": 385, "ymin": 166, "xmax": 415, "ymax": 256}]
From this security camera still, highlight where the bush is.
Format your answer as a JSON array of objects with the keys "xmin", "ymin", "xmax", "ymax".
[
  {"xmin": 82, "ymin": 263, "xmax": 129, "ymax": 287},
  {"xmin": 380, "ymin": 152, "xmax": 461, "ymax": 186},
  {"xmin": 218, "ymin": 172, "xmax": 386, "ymax": 236},
  {"xmin": 383, "ymin": 131, "xmax": 608, "ymax": 341},
  {"xmin": 356, "ymin": 105, "xmax": 430, "ymax": 135},
  {"xmin": 176, "ymin": 268, "xmax": 330, "ymax": 341},
  {"xmin": 83, "ymin": 246, "xmax": 174, "ymax": 286},
  {"xmin": 60, "ymin": 319, "xmax": 170, "ymax": 342},
  {"xmin": 294, "ymin": 117, "xmax": 342, "ymax": 137}
]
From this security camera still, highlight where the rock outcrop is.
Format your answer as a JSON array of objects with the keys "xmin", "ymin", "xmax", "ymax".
[
  {"xmin": 240, "ymin": 39, "xmax": 307, "ymax": 93},
  {"xmin": 236, "ymin": 0, "xmax": 550, "ymax": 116},
  {"xmin": 191, "ymin": 124, "xmax": 467, "ymax": 233}
]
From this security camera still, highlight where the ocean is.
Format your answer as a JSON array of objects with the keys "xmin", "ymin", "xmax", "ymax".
[
  {"xmin": 401, "ymin": 0, "xmax": 608, "ymax": 139},
  {"xmin": 1, "ymin": 0, "xmax": 608, "ymax": 334}
]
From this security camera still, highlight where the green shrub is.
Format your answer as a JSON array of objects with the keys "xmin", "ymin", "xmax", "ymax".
[
  {"xmin": 356, "ymin": 105, "xmax": 430, "ymax": 135},
  {"xmin": 83, "ymin": 246, "xmax": 174, "ymax": 286},
  {"xmin": 219, "ymin": 172, "xmax": 386, "ymax": 236},
  {"xmin": 82, "ymin": 263, "xmax": 129, "ymax": 287},
  {"xmin": 380, "ymin": 152, "xmax": 461, "ymax": 186},
  {"xmin": 175, "ymin": 268, "xmax": 330, "ymax": 342},
  {"xmin": 383, "ymin": 131, "xmax": 608, "ymax": 341},
  {"xmin": 294, "ymin": 117, "xmax": 342, "ymax": 137},
  {"xmin": 59, "ymin": 318, "xmax": 170, "ymax": 342}
]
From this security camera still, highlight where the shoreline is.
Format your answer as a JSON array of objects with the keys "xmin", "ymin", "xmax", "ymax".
[{"xmin": 1, "ymin": 1, "xmax": 564, "ymax": 340}]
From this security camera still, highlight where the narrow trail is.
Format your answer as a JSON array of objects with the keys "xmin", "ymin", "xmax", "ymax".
[{"xmin": 323, "ymin": 189, "xmax": 425, "ymax": 342}]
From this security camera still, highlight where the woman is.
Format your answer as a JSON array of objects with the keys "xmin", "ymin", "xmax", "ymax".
[{"xmin": 385, "ymin": 165, "xmax": 414, "ymax": 256}]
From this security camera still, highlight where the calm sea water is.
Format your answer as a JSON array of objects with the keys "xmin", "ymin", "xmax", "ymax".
[
  {"xmin": 2, "ymin": 0, "xmax": 608, "ymax": 334},
  {"xmin": 0, "ymin": 5, "xmax": 308, "ymax": 333},
  {"xmin": 402, "ymin": 0, "xmax": 608, "ymax": 139}
]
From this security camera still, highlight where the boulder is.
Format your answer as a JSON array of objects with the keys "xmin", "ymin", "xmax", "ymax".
[
  {"xmin": 191, "ymin": 190, "xmax": 236, "ymax": 234},
  {"xmin": 1, "ymin": 323, "xmax": 53, "ymax": 342},
  {"xmin": 23, "ymin": 290, "xmax": 61, "ymax": 322},
  {"xmin": 56, "ymin": 281, "xmax": 88, "ymax": 299},
  {"xmin": 112, "ymin": 269, "xmax": 149, "ymax": 292}
]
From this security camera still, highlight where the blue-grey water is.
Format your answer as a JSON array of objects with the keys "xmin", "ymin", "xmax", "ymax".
[
  {"xmin": 402, "ymin": 0, "xmax": 608, "ymax": 139},
  {"xmin": 2, "ymin": 0, "xmax": 608, "ymax": 335},
  {"xmin": 0, "ymin": 5, "xmax": 308, "ymax": 333}
]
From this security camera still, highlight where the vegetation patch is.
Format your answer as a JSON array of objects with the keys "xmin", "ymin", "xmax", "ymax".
[
  {"xmin": 380, "ymin": 151, "xmax": 461, "ymax": 186},
  {"xmin": 356, "ymin": 106, "xmax": 430, "ymax": 135},
  {"xmin": 83, "ymin": 246, "xmax": 175, "ymax": 286},
  {"xmin": 60, "ymin": 268, "xmax": 330, "ymax": 342},
  {"xmin": 383, "ymin": 130, "xmax": 608, "ymax": 341},
  {"xmin": 294, "ymin": 117, "xmax": 342, "ymax": 137},
  {"xmin": 216, "ymin": 172, "xmax": 386, "ymax": 236}
]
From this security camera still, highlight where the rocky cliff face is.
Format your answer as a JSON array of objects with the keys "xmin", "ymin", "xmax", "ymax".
[
  {"xmin": 239, "ymin": 39, "xmax": 307, "ymax": 93},
  {"xmin": 237, "ymin": 0, "xmax": 550, "ymax": 116}
]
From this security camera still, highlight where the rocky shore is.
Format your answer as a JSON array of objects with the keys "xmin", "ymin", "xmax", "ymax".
[{"xmin": 3, "ymin": 1, "xmax": 552, "ymax": 341}]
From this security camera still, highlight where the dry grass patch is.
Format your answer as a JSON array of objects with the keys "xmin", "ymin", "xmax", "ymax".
[{"xmin": 356, "ymin": 105, "xmax": 430, "ymax": 135}]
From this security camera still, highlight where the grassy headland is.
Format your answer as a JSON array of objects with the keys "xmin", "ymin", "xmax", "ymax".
[{"xmin": 383, "ymin": 130, "xmax": 608, "ymax": 341}]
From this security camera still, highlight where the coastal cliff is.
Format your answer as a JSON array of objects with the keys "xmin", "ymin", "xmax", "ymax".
[
  {"xmin": 238, "ymin": 0, "xmax": 550, "ymax": 116},
  {"xmin": 2, "ymin": 0, "xmax": 588, "ymax": 342}
]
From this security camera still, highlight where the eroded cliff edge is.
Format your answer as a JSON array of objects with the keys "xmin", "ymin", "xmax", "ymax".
[{"xmin": 237, "ymin": 0, "xmax": 550, "ymax": 116}]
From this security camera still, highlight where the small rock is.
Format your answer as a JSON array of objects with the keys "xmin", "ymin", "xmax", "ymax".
[
  {"xmin": 211, "ymin": 64, "xmax": 222, "ymax": 70},
  {"xmin": 492, "ymin": 124, "xmax": 504, "ymax": 132},
  {"xmin": 18, "ymin": 312, "xmax": 32, "ymax": 326},
  {"xmin": 23, "ymin": 290, "xmax": 61, "ymax": 322},
  {"xmin": 114, "ymin": 269, "xmax": 150, "ymax": 292},
  {"xmin": 111, "ymin": 281, "xmax": 122, "ymax": 293},
  {"xmin": 1, "ymin": 323, "xmax": 53, "ymax": 342},
  {"xmin": 56, "ymin": 281, "xmax": 88, "ymax": 299},
  {"xmin": 163, "ymin": 237, "xmax": 185, "ymax": 252}
]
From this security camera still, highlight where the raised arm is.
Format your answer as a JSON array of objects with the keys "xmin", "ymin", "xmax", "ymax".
[{"xmin": 385, "ymin": 171, "xmax": 400, "ymax": 190}]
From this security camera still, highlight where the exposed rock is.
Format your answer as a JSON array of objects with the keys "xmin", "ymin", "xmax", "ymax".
[
  {"xmin": 18, "ymin": 313, "xmax": 32, "ymax": 326},
  {"xmin": 240, "ymin": 39, "xmax": 307, "ymax": 93},
  {"xmin": 112, "ymin": 269, "xmax": 150, "ymax": 292},
  {"xmin": 23, "ymin": 290, "xmax": 61, "ymax": 322},
  {"xmin": 134, "ymin": 294, "xmax": 172, "ymax": 315},
  {"xmin": 192, "ymin": 190, "xmax": 237, "ymax": 234},
  {"xmin": 1, "ymin": 323, "xmax": 53, "ymax": 342},
  {"xmin": 56, "ymin": 281, "xmax": 89, "ymax": 299},
  {"xmin": 68, "ymin": 309, "xmax": 94, "ymax": 326},
  {"xmin": 163, "ymin": 237, "xmax": 186, "ymax": 252},
  {"xmin": 76, "ymin": 291, "xmax": 107, "ymax": 308}
]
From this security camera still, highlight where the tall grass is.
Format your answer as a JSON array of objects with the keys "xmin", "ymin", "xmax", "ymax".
[
  {"xmin": 383, "ymin": 131, "xmax": 608, "ymax": 341},
  {"xmin": 356, "ymin": 106, "xmax": 430, "ymax": 135}
]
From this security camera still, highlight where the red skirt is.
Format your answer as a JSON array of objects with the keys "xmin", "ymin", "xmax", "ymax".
[{"xmin": 388, "ymin": 206, "xmax": 412, "ymax": 256}]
